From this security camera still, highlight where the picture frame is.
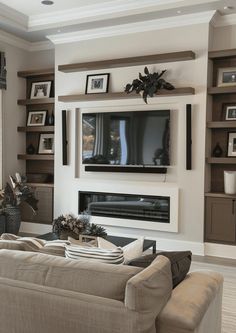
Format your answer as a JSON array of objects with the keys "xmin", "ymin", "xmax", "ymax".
[
  {"xmin": 226, "ymin": 105, "xmax": 236, "ymax": 120},
  {"xmin": 217, "ymin": 67, "xmax": 236, "ymax": 87},
  {"xmin": 227, "ymin": 132, "xmax": 236, "ymax": 157},
  {"xmin": 85, "ymin": 73, "xmax": 110, "ymax": 94},
  {"xmin": 30, "ymin": 81, "xmax": 52, "ymax": 99},
  {"xmin": 38, "ymin": 133, "xmax": 54, "ymax": 154},
  {"xmin": 27, "ymin": 110, "xmax": 47, "ymax": 126}
]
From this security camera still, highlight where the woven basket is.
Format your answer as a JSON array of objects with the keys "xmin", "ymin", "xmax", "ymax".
[{"xmin": 5, "ymin": 206, "xmax": 21, "ymax": 235}]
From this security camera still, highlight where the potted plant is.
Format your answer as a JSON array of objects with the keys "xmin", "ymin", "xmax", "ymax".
[
  {"xmin": 52, "ymin": 212, "xmax": 107, "ymax": 240},
  {"xmin": 0, "ymin": 173, "xmax": 38, "ymax": 234},
  {"xmin": 125, "ymin": 66, "xmax": 174, "ymax": 103}
]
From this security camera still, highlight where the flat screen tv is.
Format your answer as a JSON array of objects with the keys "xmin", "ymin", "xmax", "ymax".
[{"xmin": 82, "ymin": 110, "xmax": 170, "ymax": 167}]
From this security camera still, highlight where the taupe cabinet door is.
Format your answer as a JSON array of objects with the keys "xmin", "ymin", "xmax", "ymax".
[{"xmin": 205, "ymin": 197, "xmax": 236, "ymax": 243}]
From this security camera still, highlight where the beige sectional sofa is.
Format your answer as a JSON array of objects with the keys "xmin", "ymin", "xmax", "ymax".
[{"xmin": 0, "ymin": 249, "xmax": 223, "ymax": 333}]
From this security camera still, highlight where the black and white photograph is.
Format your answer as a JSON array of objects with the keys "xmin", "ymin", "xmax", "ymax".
[
  {"xmin": 217, "ymin": 67, "xmax": 236, "ymax": 87},
  {"xmin": 227, "ymin": 132, "xmax": 236, "ymax": 156},
  {"xmin": 38, "ymin": 133, "xmax": 54, "ymax": 154},
  {"xmin": 226, "ymin": 106, "xmax": 236, "ymax": 120},
  {"xmin": 30, "ymin": 81, "xmax": 52, "ymax": 99},
  {"xmin": 27, "ymin": 111, "xmax": 47, "ymax": 126},
  {"xmin": 85, "ymin": 73, "xmax": 110, "ymax": 94}
]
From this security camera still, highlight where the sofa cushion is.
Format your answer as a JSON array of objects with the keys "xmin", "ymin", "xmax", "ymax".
[
  {"xmin": 128, "ymin": 251, "xmax": 192, "ymax": 288},
  {"xmin": 0, "ymin": 249, "xmax": 142, "ymax": 301}
]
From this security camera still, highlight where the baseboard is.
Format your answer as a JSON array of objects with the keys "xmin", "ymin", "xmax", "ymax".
[
  {"xmin": 205, "ymin": 242, "xmax": 236, "ymax": 259},
  {"xmin": 20, "ymin": 222, "xmax": 52, "ymax": 235}
]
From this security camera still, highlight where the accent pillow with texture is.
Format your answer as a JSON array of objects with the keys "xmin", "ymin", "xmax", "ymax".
[
  {"xmin": 65, "ymin": 244, "xmax": 124, "ymax": 264},
  {"xmin": 128, "ymin": 251, "xmax": 192, "ymax": 288},
  {"xmin": 97, "ymin": 237, "xmax": 144, "ymax": 264}
]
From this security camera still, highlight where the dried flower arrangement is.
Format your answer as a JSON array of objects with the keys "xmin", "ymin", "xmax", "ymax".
[{"xmin": 52, "ymin": 212, "xmax": 107, "ymax": 239}]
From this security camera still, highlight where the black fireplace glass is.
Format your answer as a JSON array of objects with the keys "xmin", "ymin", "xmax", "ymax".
[{"xmin": 79, "ymin": 191, "xmax": 170, "ymax": 223}]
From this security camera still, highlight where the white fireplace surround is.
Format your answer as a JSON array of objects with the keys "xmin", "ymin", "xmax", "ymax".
[{"xmin": 77, "ymin": 179, "xmax": 179, "ymax": 232}]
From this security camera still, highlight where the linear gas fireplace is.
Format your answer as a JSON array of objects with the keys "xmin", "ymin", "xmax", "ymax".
[{"xmin": 78, "ymin": 191, "xmax": 170, "ymax": 223}]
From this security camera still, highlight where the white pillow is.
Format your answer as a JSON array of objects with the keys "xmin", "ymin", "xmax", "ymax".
[{"xmin": 97, "ymin": 237, "xmax": 144, "ymax": 264}]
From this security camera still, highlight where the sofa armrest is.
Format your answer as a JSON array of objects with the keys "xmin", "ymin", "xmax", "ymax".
[
  {"xmin": 0, "ymin": 277, "xmax": 139, "ymax": 333},
  {"xmin": 156, "ymin": 271, "xmax": 223, "ymax": 333}
]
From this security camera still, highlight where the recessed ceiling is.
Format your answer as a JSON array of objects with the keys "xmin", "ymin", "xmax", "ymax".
[{"xmin": 0, "ymin": 0, "xmax": 236, "ymax": 44}]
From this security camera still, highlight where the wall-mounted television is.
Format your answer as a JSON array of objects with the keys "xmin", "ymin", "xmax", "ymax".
[{"xmin": 82, "ymin": 110, "xmax": 170, "ymax": 168}]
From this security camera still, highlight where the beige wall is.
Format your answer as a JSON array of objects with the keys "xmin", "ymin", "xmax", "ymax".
[
  {"xmin": 54, "ymin": 23, "xmax": 210, "ymax": 253},
  {"xmin": 211, "ymin": 25, "xmax": 236, "ymax": 50}
]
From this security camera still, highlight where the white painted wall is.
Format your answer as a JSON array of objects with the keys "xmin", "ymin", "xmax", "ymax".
[
  {"xmin": 211, "ymin": 24, "xmax": 236, "ymax": 50},
  {"xmin": 54, "ymin": 23, "xmax": 210, "ymax": 254}
]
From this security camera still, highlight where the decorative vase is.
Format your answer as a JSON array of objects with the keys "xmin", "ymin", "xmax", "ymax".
[
  {"xmin": 26, "ymin": 143, "xmax": 36, "ymax": 154},
  {"xmin": 4, "ymin": 205, "xmax": 21, "ymax": 235},
  {"xmin": 224, "ymin": 171, "xmax": 236, "ymax": 194},
  {"xmin": 212, "ymin": 142, "xmax": 223, "ymax": 157},
  {"xmin": 47, "ymin": 114, "xmax": 54, "ymax": 126}
]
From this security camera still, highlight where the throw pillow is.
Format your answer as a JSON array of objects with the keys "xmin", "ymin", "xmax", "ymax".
[
  {"xmin": 128, "ymin": 251, "xmax": 192, "ymax": 288},
  {"xmin": 65, "ymin": 244, "xmax": 124, "ymax": 264},
  {"xmin": 97, "ymin": 237, "xmax": 144, "ymax": 264}
]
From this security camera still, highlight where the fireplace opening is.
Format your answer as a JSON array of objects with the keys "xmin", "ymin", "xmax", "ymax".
[{"xmin": 78, "ymin": 191, "xmax": 170, "ymax": 223}]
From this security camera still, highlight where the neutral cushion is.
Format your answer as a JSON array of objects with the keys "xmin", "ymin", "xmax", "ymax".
[
  {"xmin": 0, "ymin": 249, "xmax": 142, "ymax": 301},
  {"xmin": 128, "ymin": 251, "xmax": 192, "ymax": 288}
]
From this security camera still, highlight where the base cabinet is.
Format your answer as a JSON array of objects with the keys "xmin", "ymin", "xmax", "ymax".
[
  {"xmin": 21, "ymin": 186, "xmax": 53, "ymax": 224},
  {"xmin": 205, "ymin": 197, "xmax": 236, "ymax": 244}
]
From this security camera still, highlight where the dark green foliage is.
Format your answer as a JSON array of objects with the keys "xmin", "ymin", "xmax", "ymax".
[
  {"xmin": 84, "ymin": 223, "xmax": 107, "ymax": 237},
  {"xmin": 125, "ymin": 66, "xmax": 174, "ymax": 103}
]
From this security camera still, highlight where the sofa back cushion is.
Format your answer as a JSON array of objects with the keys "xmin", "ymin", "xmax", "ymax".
[{"xmin": 0, "ymin": 249, "xmax": 142, "ymax": 301}]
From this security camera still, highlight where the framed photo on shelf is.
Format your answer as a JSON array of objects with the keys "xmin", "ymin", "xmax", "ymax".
[
  {"xmin": 225, "ymin": 105, "xmax": 236, "ymax": 120},
  {"xmin": 85, "ymin": 73, "xmax": 110, "ymax": 94},
  {"xmin": 27, "ymin": 110, "xmax": 47, "ymax": 126},
  {"xmin": 30, "ymin": 81, "xmax": 52, "ymax": 99},
  {"xmin": 38, "ymin": 133, "xmax": 54, "ymax": 154},
  {"xmin": 217, "ymin": 67, "xmax": 236, "ymax": 87},
  {"xmin": 227, "ymin": 132, "xmax": 236, "ymax": 157}
]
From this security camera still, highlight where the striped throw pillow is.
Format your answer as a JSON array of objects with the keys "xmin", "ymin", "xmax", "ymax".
[{"xmin": 65, "ymin": 244, "xmax": 124, "ymax": 264}]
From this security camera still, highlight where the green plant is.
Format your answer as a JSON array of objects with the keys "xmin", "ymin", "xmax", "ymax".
[
  {"xmin": 125, "ymin": 66, "xmax": 174, "ymax": 104},
  {"xmin": 0, "ymin": 173, "xmax": 38, "ymax": 213}
]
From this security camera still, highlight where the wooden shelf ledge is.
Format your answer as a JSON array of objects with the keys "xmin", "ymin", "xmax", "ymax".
[
  {"xmin": 17, "ymin": 68, "xmax": 54, "ymax": 78},
  {"xmin": 17, "ymin": 126, "xmax": 54, "ymax": 133},
  {"xmin": 26, "ymin": 182, "xmax": 54, "ymax": 188},
  {"xmin": 207, "ymin": 121, "xmax": 236, "ymax": 129},
  {"xmin": 208, "ymin": 86, "xmax": 236, "ymax": 94},
  {"xmin": 209, "ymin": 49, "xmax": 236, "ymax": 59},
  {"xmin": 205, "ymin": 192, "xmax": 236, "ymax": 199},
  {"xmin": 58, "ymin": 51, "xmax": 195, "ymax": 73},
  {"xmin": 18, "ymin": 98, "xmax": 55, "ymax": 106},
  {"xmin": 206, "ymin": 157, "xmax": 236, "ymax": 164},
  {"xmin": 18, "ymin": 154, "xmax": 54, "ymax": 161},
  {"xmin": 58, "ymin": 88, "xmax": 195, "ymax": 103}
]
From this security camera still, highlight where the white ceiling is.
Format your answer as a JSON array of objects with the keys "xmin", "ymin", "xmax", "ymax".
[{"xmin": 0, "ymin": 0, "xmax": 236, "ymax": 45}]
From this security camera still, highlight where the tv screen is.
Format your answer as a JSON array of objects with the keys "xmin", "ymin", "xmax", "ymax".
[{"xmin": 82, "ymin": 110, "xmax": 170, "ymax": 166}]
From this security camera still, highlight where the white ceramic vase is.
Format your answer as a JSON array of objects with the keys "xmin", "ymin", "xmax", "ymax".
[{"xmin": 224, "ymin": 171, "xmax": 236, "ymax": 194}]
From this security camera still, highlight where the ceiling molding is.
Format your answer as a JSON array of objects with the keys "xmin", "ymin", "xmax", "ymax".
[
  {"xmin": 28, "ymin": 0, "xmax": 185, "ymax": 31},
  {"xmin": 47, "ymin": 10, "xmax": 216, "ymax": 45},
  {"xmin": 211, "ymin": 12, "xmax": 236, "ymax": 27},
  {"xmin": 0, "ymin": 3, "xmax": 28, "ymax": 31},
  {"xmin": 0, "ymin": 29, "xmax": 54, "ymax": 52}
]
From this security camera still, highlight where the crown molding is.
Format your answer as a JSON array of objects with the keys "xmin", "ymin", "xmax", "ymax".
[
  {"xmin": 0, "ymin": 30, "xmax": 54, "ymax": 52},
  {"xmin": 28, "ymin": 0, "xmax": 184, "ymax": 31},
  {"xmin": 47, "ymin": 10, "xmax": 216, "ymax": 45},
  {"xmin": 211, "ymin": 12, "xmax": 236, "ymax": 27},
  {"xmin": 0, "ymin": 3, "xmax": 28, "ymax": 31}
]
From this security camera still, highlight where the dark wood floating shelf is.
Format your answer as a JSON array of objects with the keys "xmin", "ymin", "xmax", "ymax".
[
  {"xmin": 85, "ymin": 165, "xmax": 167, "ymax": 174},
  {"xmin": 17, "ymin": 126, "xmax": 54, "ymax": 133},
  {"xmin": 205, "ymin": 192, "xmax": 236, "ymax": 199},
  {"xmin": 26, "ymin": 182, "xmax": 54, "ymax": 188},
  {"xmin": 18, "ymin": 154, "xmax": 54, "ymax": 161},
  {"xmin": 17, "ymin": 98, "xmax": 55, "ymax": 106},
  {"xmin": 206, "ymin": 157, "xmax": 236, "ymax": 164},
  {"xmin": 17, "ymin": 68, "xmax": 54, "ymax": 78},
  {"xmin": 207, "ymin": 121, "xmax": 236, "ymax": 128},
  {"xmin": 58, "ymin": 51, "xmax": 195, "ymax": 73},
  {"xmin": 208, "ymin": 86, "xmax": 236, "ymax": 94},
  {"xmin": 208, "ymin": 49, "xmax": 236, "ymax": 59},
  {"xmin": 58, "ymin": 88, "xmax": 195, "ymax": 103}
]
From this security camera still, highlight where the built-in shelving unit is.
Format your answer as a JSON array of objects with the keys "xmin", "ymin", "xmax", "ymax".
[
  {"xmin": 205, "ymin": 48, "xmax": 236, "ymax": 245},
  {"xmin": 17, "ymin": 67, "xmax": 55, "ymax": 225},
  {"xmin": 58, "ymin": 51, "xmax": 195, "ymax": 73},
  {"xmin": 58, "ymin": 88, "xmax": 195, "ymax": 103}
]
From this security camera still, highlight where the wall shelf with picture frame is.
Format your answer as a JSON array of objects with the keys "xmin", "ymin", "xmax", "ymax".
[
  {"xmin": 17, "ymin": 68, "xmax": 55, "ymax": 225},
  {"xmin": 205, "ymin": 48, "xmax": 236, "ymax": 245}
]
